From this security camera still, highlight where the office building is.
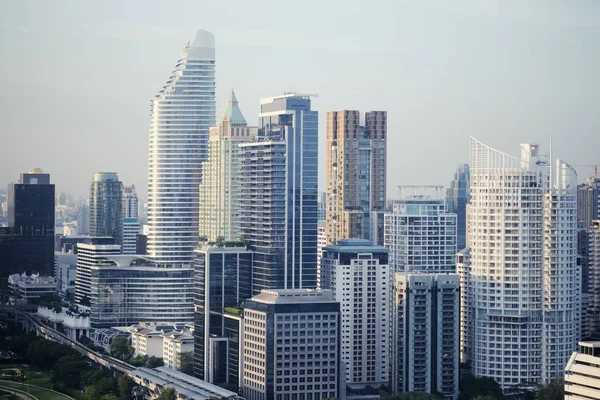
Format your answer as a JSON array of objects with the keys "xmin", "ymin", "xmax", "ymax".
[
  {"xmin": 162, "ymin": 330, "xmax": 194, "ymax": 370},
  {"xmin": 242, "ymin": 289, "xmax": 342, "ymax": 400},
  {"xmin": 75, "ymin": 239, "xmax": 121, "ymax": 304},
  {"xmin": 198, "ymin": 91, "xmax": 258, "ymax": 242},
  {"xmin": 384, "ymin": 186, "xmax": 457, "ymax": 274},
  {"xmin": 318, "ymin": 192, "xmax": 326, "ymax": 222},
  {"xmin": 391, "ymin": 273, "xmax": 460, "ymax": 400},
  {"xmin": 565, "ymin": 341, "xmax": 600, "ymax": 400},
  {"xmin": 446, "ymin": 164, "xmax": 470, "ymax": 252},
  {"xmin": 88, "ymin": 255, "xmax": 194, "ymax": 328},
  {"xmin": 325, "ymin": 110, "xmax": 387, "ymax": 246},
  {"xmin": 321, "ymin": 239, "xmax": 389, "ymax": 390},
  {"xmin": 193, "ymin": 244, "xmax": 252, "ymax": 386},
  {"xmin": 239, "ymin": 93, "xmax": 318, "ymax": 292},
  {"xmin": 468, "ymin": 138, "xmax": 580, "ymax": 387},
  {"xmin": 147, "ymin": 30, "xmax": 216, "ymax": 266},
  {"xmin": 89, "ymin": 172, "xmax": 123, "ymax": 248},
  {"xmin": 2, "ymin": 169, "xmax": 55, "ymax": 276}
]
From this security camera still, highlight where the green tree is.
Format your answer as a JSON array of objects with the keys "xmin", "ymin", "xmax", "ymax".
[
  {"xmin": 118, "ymin": 375, "xmax": 135, "ymax": 400},
  {"xmin": 156, "ymin": 388, "xmax": 176, "ymax": 400},
  {"xmin": 128, "ymin": 354, "xmax": 148, "ymax": 367},
  {"xmin": 99, "ymin": 395, "xmax": 120, "ymax": 400},
  {"xmin": 537, "ymin": 379, "xmax": 563, "ymax": 400},
  {"xmin": 472, "ymin": 396, "xmax": 497, "ymax": 400},
  {"xmin": 459, "ymin": 373, "xmax": 504, "ymax": 400},
  {"xmin": 177, "ymin": 352, "xmax": 193, "ymax": 374},
  {"xmin": 146, "ymin": 356, "xmax": 164, "ymax": 368},
  {"xmin": 52, "ymin": 355, "xmax": 88, "ymax": 388},
  {"xmin": 110, "ymin": 337, "xmax": 133, "ymax": 361},
  {"xmin": 381, "ymin": 392, "xmax": 441, "ymax": 400}
]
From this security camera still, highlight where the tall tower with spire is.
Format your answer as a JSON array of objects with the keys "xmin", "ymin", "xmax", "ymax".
[
  {"xmin": 147, "ymin": 30, "xmax": 216, "ymax": 265},
  {"xmin": 199, "ymin": 90, "xmax": 258, "ymax": 242}
]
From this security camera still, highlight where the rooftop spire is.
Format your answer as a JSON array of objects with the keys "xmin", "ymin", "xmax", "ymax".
[{"xmin": 223, "ymin": 89, "xmax": 247, "ymax": 125}]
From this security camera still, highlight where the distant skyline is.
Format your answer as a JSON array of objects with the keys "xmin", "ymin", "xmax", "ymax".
[{"xmin": 1, "ymin": 0, "xmax": 599, "ymax": 203}]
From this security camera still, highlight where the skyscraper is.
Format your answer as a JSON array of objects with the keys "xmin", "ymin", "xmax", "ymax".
[
  {"xmin": 391, "ymin": 273, "xmax": 460, "ymax": 399},
  {"xmin": 198, "ymin": 91, "xmax": 258, "ymax": 243},
  {"xmin": 321, "ymin": 239, "xmax": 389, "ymax": 390},
  {"xmin": 122, "ymin": 185, "xmax": 140, "ymax": 255},
  {"xmin": 468, "ymin": 137, "xmax": 579, "ymax": 387},
  {"xmin": 446, "ymin": 164, "xmax": 470, "ymax": 251},
  {"xmin": 239, "ymin": 93, "xmax": 318, "ymax": 292},
  {"xmin": 384, "ymin": 186, "xmax": 457, "ymax": 274},
  {"xmin": 325, "ymin": 110, "xmax": 387, "ymax": 246},
  {"xmin": 147, "ymin": 30, "xmax": 216, "ymax": 265},
  {"xmin": 192, "ymin": 244, "xmax": 252, "ymax": 385},
  {"xmin": 577, "ymin": 176, "xmax": 600, "ymax": 230},
  {"xmin": 587, "ymin": 221, "xmax": 600, "ymax": 335},
  {"xmin": 89, "ymin": 173, "xmax": 123, "ymax": 249},
  {"xmin": 123, "ymin": 185, "xmax": 139, "ymax": 219},
  {"xmin": 1, "ymin": 168, "xmax": 55, "ymax": 277}
]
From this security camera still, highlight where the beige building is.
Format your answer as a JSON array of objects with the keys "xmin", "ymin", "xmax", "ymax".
[
  {"xmin": 130, "ymin": 327, "xmax": 164, "ymax": 358},
  {"xmin": 162, "ymin": 331, "xmax": 194, "ymax": 370},
  {"xmin": 325, "ymin": 110, "xmax": 386, "ymax": 246},
  {"xmin": 198, "ymin": 91, "xmax": 258, "ymax": 243},
  {"xmin": 565, "ymin": 341, "xmax": 600, "ymax": 400}
]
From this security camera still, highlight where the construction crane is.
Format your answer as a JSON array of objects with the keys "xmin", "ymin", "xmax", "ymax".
[{"xmin": 572, "ymin": 164, "xmax": 600, "ymax": 180}]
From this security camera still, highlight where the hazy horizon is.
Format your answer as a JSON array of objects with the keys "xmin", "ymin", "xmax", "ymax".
[{"xmin": 1, "ymin": 0, "xmax": 599, "ymax": 203}]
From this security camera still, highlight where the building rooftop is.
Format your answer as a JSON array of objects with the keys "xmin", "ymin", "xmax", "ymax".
[
  {"xmin": 161, "ymin": 331, "xmax": 193, "ymax": 342},
  {"xmin": 579, "ymin": 341, "xmax": 600, "ymax": 348},
  {"xmin": 251, "ymin": 289, "xmax": 334, "ymax": 304},
  {"xmin": 8, "ymin": 273, "xmax": 56, "ymax": 286},
  {"xmin": 325, "ymin": 239, "xmax": 389, "ymax": 254},
  {"xmin": 132, "ymin": 366, "xmax": 238, "ymax": 399},
  {"xmin": 222, "ymin": 90, "xmax": 247, "ymax": 125}
]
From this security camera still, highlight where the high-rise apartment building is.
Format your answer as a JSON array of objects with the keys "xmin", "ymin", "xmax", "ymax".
[
  {"xmin": 241, "ymin": 289, "xmax": 342, "ymax": 400},
  {"xmin": 384, "ymin": 186, "xmax": 457, "ymax": 274},
  {"xmin": 2, "ymin": 169, "xmax": 55, "ymax": 276},
  {"xmin": 577, "ymin": 177, "xmax": 600, "ymax": 230},
  {"xmin": 588, "ymin": 221, "xmax": 600, "ymax": 335},
  {"xmin": 468, "ymin": 137, "xmax": 579, "ymax": 387},
  {"xmin": 77, "ymin": 204, "xmax": 89, "ymax": 235},
  {"xmin": 239, "ymin": 93, "xmax": 318, "ymax": 293},
  {"xmin": 317, "ymin": 221, "xmax": 326, "ymax": 288},
  {"xmin": 198, "ymin": 91, "xmax": 258, "ymax": 243},
  {"xmin": 321, "ymin": 239, "xmax": 389, "ymax": 390},
  {"xmin": 457, "ymin": 248, "xmax": 472, "ymax": 364},
  {"xmin": 565, "ymin": 341, "xmax": 600, "ymax": 400},
  {"xmin": 391, "ymin": 273, "xmax": 460, "ymax": 400},
  {"xmin": 89, "ymin": 173, "xmax": 123, "ymax": 248},
  {"xmin": 192, "ymin": 244, "xmax": 252, "ymax": 386},
  {"xmin": 325, "ymin": 110, "xmax": 387, "ymax": 246},
  {"xmin": 147, "ymin": 30, "xmax": 216, "ymax": 265},
  {"xmin": 446, "ymin": 164, "xmax": 470, "ymax": 252},
  {"xmin": 123, "ymin": 185, "xmax": 139, "ymax": 219}
]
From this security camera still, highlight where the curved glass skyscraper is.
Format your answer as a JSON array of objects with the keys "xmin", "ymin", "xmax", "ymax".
[{"xmin": 147, "ymin": 30, "xmax": 216, "ymax": 265}]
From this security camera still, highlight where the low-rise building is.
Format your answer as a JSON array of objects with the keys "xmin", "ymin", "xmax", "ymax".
[
  {"xmin": 565, "ymin": 341, "xmax": 600, "ymax": 400},
  {"xmin": 130, "ymin": 327, "xmax": 164, "ymax": 358},
  {"xmin": 162, "ymin": 331, "xmax": 194, "ymax": 370},
  {"xmin": 8, "ymin": 273, "xmax": 56, "ymax": 301}
]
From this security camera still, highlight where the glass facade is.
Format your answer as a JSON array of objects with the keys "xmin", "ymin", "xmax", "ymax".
[
  {"xmin": 240, "ymin": 94, "xmax": 318, "ymax": 293},
  {"xmin": 193, "ymin": 245, "xmax": 252, "ymax": 385},
  {"xmin": 89, "ymin": 263, "xmax": 194, "ymax": 328},
  {"xmin": 89, "ymin": 172, "xmax": 123, "ymax": 249},
  {"xmin": 147, "ymin": 30, "xmax": 216, "ymax": 265},
  {"xmin": 446, "ymin": 164, "xmax": 470, "ymax": 251}
]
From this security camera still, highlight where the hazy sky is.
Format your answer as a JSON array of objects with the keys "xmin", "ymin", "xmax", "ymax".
[{"xmin": 1, "ymin": 0, "xmax": 599, "ymax": 203}]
